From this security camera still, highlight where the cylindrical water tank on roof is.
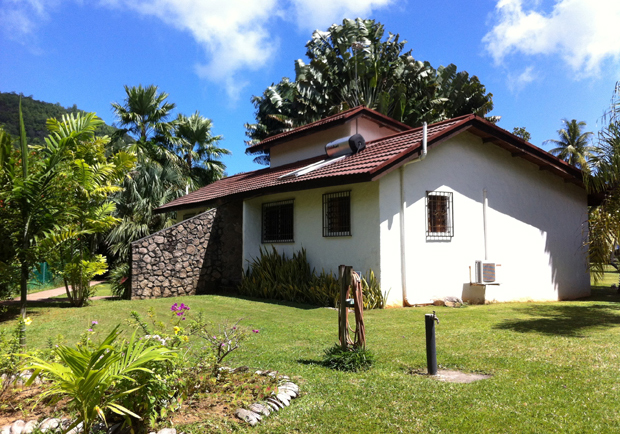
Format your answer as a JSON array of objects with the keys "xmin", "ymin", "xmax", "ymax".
[{"xmin": 325, "ymin": 134, "xmax": 366, "ymax": 158}]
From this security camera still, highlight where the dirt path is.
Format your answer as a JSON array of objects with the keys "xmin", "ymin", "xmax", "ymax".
[{"xmin": 1, "ymin": 281, "xmax": 109, "ymax": 305}]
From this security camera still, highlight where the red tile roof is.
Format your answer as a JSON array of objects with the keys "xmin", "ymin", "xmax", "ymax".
[
  {"xmin": 156, "ymin": 113, "xmax": 584, "ymax": 213},
  {"xmin": 246, "ymin": 106, "xmax": 412, "ymax": 153}
]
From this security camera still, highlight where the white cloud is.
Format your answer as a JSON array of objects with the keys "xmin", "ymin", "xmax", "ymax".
[
  {"xmin": 2, "ymin": 0, "xmax": 392, "ymax": 98},
  {"xmin": 290, "ymin": 0, "xmax": 392, "ymax": 31},
  {"xmin": 483, "ymin": 0, "xmax": 620, "ymax": 77},
  {"xmin": 507, "ymin": 65, "xmax": 537, "ymax": 92},
  {"xmin": 101, "ymin": 0, "xmax": 281, "ymax": 99},
  {"xmin": 0, "ymin": 0, "xmax": 61, "ymax": 41}
]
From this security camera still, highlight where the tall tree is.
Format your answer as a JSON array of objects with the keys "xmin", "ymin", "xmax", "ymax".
[
  {"xmin": 246, "ymin": 18, "xmax": 495, "ymax": 164},
  {"xmin": 107, "ymin": 86, "xmax": 230, "ymax": 293},
  {"xmin": 544, "ymin": 119, "xmax": 593, "ymax": 169},
  {"xmin": 586, "ymin": 82, "xmax": 620, "ymax": 282},
  {"xmin": 111, "ymin": 84, "xmax": 176, "ymax": 144},
  {"xmin": 174, "ymin": 111, "xmax": 230, "ymax": 186},
  {"xmin": 0, "ymin": 101, "xmax": 104, "ymax": 328}
]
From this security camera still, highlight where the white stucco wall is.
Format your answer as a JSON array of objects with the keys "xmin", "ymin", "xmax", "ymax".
[
  {"xmin": 269, "ymin": 117, "xmax": 401, "ymax": 168},
  {"xmin": 380, "ymin": 132, "xmax": 590, "ymax": 306},
  {"xmin": 242, "ymin": 182, "xmax": 381, "ymax": 281}
]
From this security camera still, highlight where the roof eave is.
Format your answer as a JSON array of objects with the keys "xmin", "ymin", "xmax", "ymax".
[{"xmin": 154, "ymin": 172, "xmax": 372, "ymax": 214}]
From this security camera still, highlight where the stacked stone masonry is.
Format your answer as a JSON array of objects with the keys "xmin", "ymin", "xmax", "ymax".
[{"xmin": 131, "ymin": 202, "xmax": 242, "ymax": 299}]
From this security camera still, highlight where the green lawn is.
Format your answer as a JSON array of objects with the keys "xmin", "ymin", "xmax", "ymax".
[{"xmin": 2, "ymin": 280, "xmax": 620, "ymax": 433}]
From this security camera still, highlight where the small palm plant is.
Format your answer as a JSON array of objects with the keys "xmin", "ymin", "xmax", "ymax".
[{"xmin": 23, "ymin": 326, "xmax": 176, "ymax": 434}]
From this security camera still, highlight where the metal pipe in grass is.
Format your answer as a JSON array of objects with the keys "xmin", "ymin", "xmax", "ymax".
[{"xmin": 425, "ymin": 311, "xmax": 439, "ymax": 375}]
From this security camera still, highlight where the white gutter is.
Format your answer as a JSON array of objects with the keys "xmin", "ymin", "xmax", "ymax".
[
  {"xmin": 400, "ymin": 122, "xmax": 427, "ymax": 307},
  {"xmin": 483, "ymin": 189, "xmax": 488, "ymax": 261}
]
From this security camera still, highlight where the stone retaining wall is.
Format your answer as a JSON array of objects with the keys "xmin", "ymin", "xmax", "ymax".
[{"xmin": 131, "ymin": 201, "xmax": 242, "ymax": 299}]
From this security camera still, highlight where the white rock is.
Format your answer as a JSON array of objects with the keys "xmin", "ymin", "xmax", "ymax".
[
  {"xmin": 1, "ymin": 425, "xmax": 11, "ymax": 434},
  {"xmin": 38, "ymin": 418, "xmax": 60, "ymax": 433},
  {"xmin": 249, "ymin": 403, "xmax": 270, "ymax": 417},
  {"xmin": 66, "ymin": 421, "xmax": 84, "ymax": 434},
  {"xmin": 267, "ymin": 397, "xmax": 284, "ymax": 409},
  {"xmin": 279, "ymin": 382, "xmax": 299, "ymax": 393},
  {"xmin": 234, "ymin": 409, "xmax": 259, "ymax": 427},
  {"xmin": 22, "ymin": 421, "xmax": 37, "ymax": 434},
  {"xmin": 10, "ymin": 420, "xmax": 25, "ymax": 434},
  {"xmin": 276, "ymin": 393, "xmax": 291, "ymax": 406},
  {"xmin": 156, "ymin": 429, "xmax": 176, "ymax": 434}
]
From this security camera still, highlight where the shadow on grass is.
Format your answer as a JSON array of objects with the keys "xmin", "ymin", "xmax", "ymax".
[
  {"xmin": 494, "ymin": 302, "xmax": 620, "ymax": 337},
  {"xmin": 212, "ymin": 292, "xmax": 326, "ymax": 311},
  {"xmin": 297, "ymin": 358, "xmax": 325, "ymax": 367},
  {"xmin": 0, "ymin": 301, "xmax": 76, "ymax": 323}
]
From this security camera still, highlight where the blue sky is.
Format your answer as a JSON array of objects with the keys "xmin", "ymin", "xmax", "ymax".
[{"xmin": 1, "ymin": 0, "xmax": 619, "ymax": 176}]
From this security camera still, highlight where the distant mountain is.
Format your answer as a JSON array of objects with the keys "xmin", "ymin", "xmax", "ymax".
[{"xmin": 0, "ymin": 91, "xmax": 117, "ymax": 144}]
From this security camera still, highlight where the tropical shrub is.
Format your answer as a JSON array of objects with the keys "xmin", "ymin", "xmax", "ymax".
[
  {"xmin": 109, "ymin": 262, "xmax": 131, "ymax": 299},
  {"xmin": 24, "ymin": 325, "xmax": 176, "ymax": 434},
  {"xmin": 122, "ymin": 304, "xmax": 258, "ymax": 430},
  {"xmin": 239, "ymin": 247, "xmax": 387, "ymax": 308}
]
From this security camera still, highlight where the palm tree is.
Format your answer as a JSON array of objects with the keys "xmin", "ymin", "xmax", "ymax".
[
  {"xmin": 175, "ymin": 111, "xmax": 230, "ymax": 186},
  {"xmin": 585, "ymin": 82, "xmax": 620, "ymax": 282},
  {"xmin": 107, "ymin": 87, "xmax": 230, "ymax": 297},
  {"xmin": 544, "ymin": 119, "xmax": 593, "ymax": 169},
  {"xmin": 111, "ymin": 84, "xmax": 176, "ymax": 143}
]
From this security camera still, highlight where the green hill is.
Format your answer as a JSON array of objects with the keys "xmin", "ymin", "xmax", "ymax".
[{"xmin": 0, "ymin": 91, "xmax": 117, "ymax": 144}]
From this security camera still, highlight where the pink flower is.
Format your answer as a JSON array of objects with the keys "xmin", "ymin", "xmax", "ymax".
[
  {"xmin": 92, "ymin": 320, "xmax": 98, "ymax": 325},
  {"xmin": 252, "ymin": 329, "xmax": 259, "ymax": 333}
]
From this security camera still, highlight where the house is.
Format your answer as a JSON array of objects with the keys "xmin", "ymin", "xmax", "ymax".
[{"xmin": 131, "ymin": 106, "xmax": 590, "ymax": 305}]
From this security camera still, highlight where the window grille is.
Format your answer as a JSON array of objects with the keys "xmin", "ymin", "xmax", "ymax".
[
  {"xmin": 426, "ymin": 191, "xmax": 453, "ymax": 240},
  {"xmin": 323, "ymin": 191, "xmax": 351, "ymax": 237},
  {"xmin": 262, "ymin": 199, "xmax": 294, "ymax": 243}
]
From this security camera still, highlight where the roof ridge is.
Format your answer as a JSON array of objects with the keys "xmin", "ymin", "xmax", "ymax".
[{"xmin": 365, "ymin": 114, "xmax": 474, "ymax": 146}]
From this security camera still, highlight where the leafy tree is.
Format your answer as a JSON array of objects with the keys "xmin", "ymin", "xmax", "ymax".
[
  {"xmin": 42, "ymin": 123, "xmax": 135, "ymax": 307},
  {"xmin": 0, "ymin": 101, "xmax": 103, "ymax": 327},
  {"xmin": 246, "ymin": 18, "xmax": 495, "ymax": 164},
  {"xmin": 544, "ymin": 119, "xmax": 593, "ymax": 169},
  {"xmin": 0, "ymin": 128, "xmax": 18, "ymax": 298},
  {"xmin": 586, "ymin": 82, "xmax": 620, "ymax": 280},
  {"xmin": 512, "ymin": 127, "xmax": 531, "ymax": 142}
]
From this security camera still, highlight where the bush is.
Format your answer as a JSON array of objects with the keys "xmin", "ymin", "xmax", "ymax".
[
  {"xmin": 239, "ymin": 247, "xmax": 387, "ymax": 308},
  {"xmin": 109, "ymin": 262, "xmax": 131, "ymax": 299},
  {"xmin": 322, "ymin": 344, "xmax": 375, "ymax": 372},
  {"xmin": 24, "ymin": 325, "xmax": 177, "ymax": 434}
]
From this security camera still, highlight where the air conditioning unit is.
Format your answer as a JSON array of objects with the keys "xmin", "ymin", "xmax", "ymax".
[{"xmin": 475, "ymin": 261, "xmax": 497, "ymax": 284}]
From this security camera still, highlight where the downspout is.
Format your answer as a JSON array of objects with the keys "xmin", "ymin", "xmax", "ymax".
[
  {"xmin": 400, "ymin": 122, "xmax": 428, "ymax": 307},
  {"xmin": 483, "ymin": 189, "xmax": 488, "ymax": 261}
]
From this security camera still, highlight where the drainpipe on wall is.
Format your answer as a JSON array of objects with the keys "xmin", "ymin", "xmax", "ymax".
[
  {"xmin": 483, "ymin": 189, "xmax": 488, "ymax": 261},
  {"xmin": 400, "ymin": 122, "xmax": 428, "ymax": 307}
]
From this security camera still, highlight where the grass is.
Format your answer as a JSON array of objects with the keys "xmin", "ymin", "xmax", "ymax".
[{"xmin": 2, "ymin": 276, "xmax": 620, "ymax": 433}]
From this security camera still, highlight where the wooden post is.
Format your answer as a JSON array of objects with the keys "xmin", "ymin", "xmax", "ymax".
[
  {"xmin": 352, "ymin": 271, "xmax": 366, "ymax": 348},
  {"xmin": 338, "ymin": 265, "xmax": 351, "ymax": 350}
]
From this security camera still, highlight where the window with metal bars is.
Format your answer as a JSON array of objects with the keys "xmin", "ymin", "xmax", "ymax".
[
  {"xmin": 262, "ymin": 199, "xmax": 294, "ymax": 243},
  {"xmin": 426, "ymin": 191, "xmax": 453, "ymax": 240},
  {"xmin": 323, "ymin": 191, "xmax": 351, "ymax": 237}
]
